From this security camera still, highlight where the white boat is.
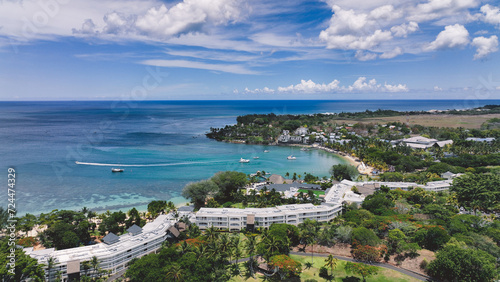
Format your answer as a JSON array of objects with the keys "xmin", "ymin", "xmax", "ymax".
[
  {"xmin": 264, "ymin": 150, "xmax": 269, "ymax": 153},
  {"xmin": 253, "ymin": 156, "xmax": 260, "ymax": 159},
  {"xmin": 239, "ymin": 158, "xmax": 250, "ymax": 163},
  {"xmin": 287, "ymin": 155, "xmax": 296, "ymax": 160},
  {"xmin": 300, "ymin": 147, "xmax": 309, "ymax": 151},
  {"xmin": 111, "ymin": 168, "xmax": 124, "ymax": 172}
]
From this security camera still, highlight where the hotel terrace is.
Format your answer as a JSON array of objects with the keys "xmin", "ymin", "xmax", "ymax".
[{"xmin": 195, "ymin": 203, "xmax": 342, "ymax": 231}]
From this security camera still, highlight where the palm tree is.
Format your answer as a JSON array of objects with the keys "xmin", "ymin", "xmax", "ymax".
[
  {"xmin": 324, "ymin": 254, "xmax": 338, "ymax": 277},
  {"xmin": 178, "ymin": 240, "xmax": 191, "ymax": 255},
  {"xmin": 245, "ymin": 235, "xmax": 257, "ymax": 277},
  {"xmin": 195, "ymin": 245, "xmax": 207, "ymax": 261},
  {"xmin": 249, "ymin": 189, "xmax": 257, "ymax": 206},
  {"xmin": 205, "ymin": 225, "xmax": 219, "ymax": 242},
  {"xmin": 218, "ymin": 234, "xmax": 232, "ymax": 259},
  {"xmin": 81, "ymin": 206, "xmax": 89, "ymax": 215},
  {"xmin": 262, "ymin": 236, "xmax": 281, "ymax": 262},
  {"xmin": 90, "ymin": 256, "xmax": 99, "ymax": 278},
  {"xmin": 82, "ymin": 260, "xmax": 91, "ymax": 277},
  {"xmin": 285, "ymin": 172, "xmax": 290, "ymax": 179},
  {"xmin": 165, "ymin": 264, "xmax": 184, "ymax": 281},
  {"xmin": 46, "ymin": 256, "xmax": 55, "ymax": 281},
  {"xmin": 307, "ymin": 190, "xmax": 315, "ymax": 202}
]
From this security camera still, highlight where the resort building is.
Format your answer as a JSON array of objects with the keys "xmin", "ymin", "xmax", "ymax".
[
  {"xmin": 24, "ymin": 214, "xmax": 178, "ymax": 282},
  {"xmin": 195, "ymin": 203, "xmax": 342, "ymax": 231},
  {"xmin": 465, "ymin": 137, "xmax": 496, "ymax": 143},
  {"xmin": 397, "ymin": 136, "xmax": 453, "ymax": 149}
]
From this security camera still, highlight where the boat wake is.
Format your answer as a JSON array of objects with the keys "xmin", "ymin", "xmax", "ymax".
[{"xmin": 75, "ymin": 160, "xmax": 224, "ymax": 167}]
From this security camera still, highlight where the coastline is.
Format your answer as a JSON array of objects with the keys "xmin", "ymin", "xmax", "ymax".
[{"xmin": 280, "ymin": 143, "xmax": 373, "ymax": 175}]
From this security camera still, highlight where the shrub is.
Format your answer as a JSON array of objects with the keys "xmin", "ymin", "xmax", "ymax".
[
  {"xmin": 319, "ymin": 266, "xmax": 329, "ymax": 279},
  {"xmin": 419, "ymin": 259, "xmax": 428, "ymax": 270}
]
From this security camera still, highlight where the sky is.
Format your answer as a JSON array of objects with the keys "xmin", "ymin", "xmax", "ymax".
[{"xmin": 1, "ymin": 0, "xmax": 500, "ymax": 100}]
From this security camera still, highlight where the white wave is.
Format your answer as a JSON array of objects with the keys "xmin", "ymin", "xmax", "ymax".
[{"xmin": 75, "ymin": 160, "xmax": 224, "ymax": 167}]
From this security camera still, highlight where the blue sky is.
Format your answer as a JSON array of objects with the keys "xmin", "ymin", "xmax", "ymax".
[{"xmin": 1, "ymin": 0, "xmax": 500, "ymax": 100}]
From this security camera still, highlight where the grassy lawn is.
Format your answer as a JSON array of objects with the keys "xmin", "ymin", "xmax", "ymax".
[
  {"xmin": 230, "ymin": 254, "xmax": 420, "ymax": 282},
  {"xmin": 298, "ymin": 189, "xmax": 325, "ymax": 196}
]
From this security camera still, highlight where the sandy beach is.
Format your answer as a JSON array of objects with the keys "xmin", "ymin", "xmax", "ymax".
[{"xmin": 313, "ymin": 144, "xmax": 374, "ymax": 175}]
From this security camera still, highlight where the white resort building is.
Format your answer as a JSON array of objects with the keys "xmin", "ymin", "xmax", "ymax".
[
  {"xmin": 195, "ymin": 203, "xmax": 342, "ymax": 231},
  {"xmin": 24, "ymin": 214, "xmax": 179, "ymax": 282}
]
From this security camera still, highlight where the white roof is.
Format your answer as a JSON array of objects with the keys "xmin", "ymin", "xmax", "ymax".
[
  {"xmin": 26, "ymin": 214, "xmax": 175, "ymax": 265},
  {"xmin": 196, "ymin": 203, "xmax": 335, "ymax": 217}
]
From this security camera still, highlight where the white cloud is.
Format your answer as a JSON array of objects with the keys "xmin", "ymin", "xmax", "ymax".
[
  {"xmin": 78, "ymin": 0, "xmax": 244, "ymax": 39},
  {"xmin": 355, "ymin": 50, "xmax": 378, "ymax": 61},
  {"xmin": 73, "ymin": 19, "xmax": 98, "ymax": 35},
  {"xmin": 140, "ymin": 59, "xmax": 258, "ymax": 75},
  {"xmin": 479, "ymin": 4, "xmax": 500, "ymax": 26},
  {"xmin": 390, "ymin": 22, "xmax": 419, "ymax": 37},
  {"xmin": 425, "ymin": 24, "xmax": 469, "ymax": 51},
  {"xmin": 319, "ymin": 5, "xmax": 396, "ymax": 50},
  {"xmin": 408, "ymin": 0, "xmax": 479, "ymax": 23},
  {"xmin": 276, "ymin": 79, "xmax": 341, "ymax": 93},
  {"xmin": 244, "ymin": 87, "xmax": 275, "ymax": 94},
  {"xmin": 434, "ymin": 86, "xmax": 442, "ymax": 91},
  {"xmin": 369, "ymin": 5, "xmax": 402, "ymax": 21},
  {"xmin": 380, "ymin": 47, "xmax": 403, "ymax": 59},
  {"xmin": 471, "ymin": 35, "xmax": 499, "ymax": 59},
  {"xmin": 244, "ymin": 77, "xmax": 408, "ymax": 94}
]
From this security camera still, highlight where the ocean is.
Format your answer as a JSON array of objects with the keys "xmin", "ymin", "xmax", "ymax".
[{"xmin": 1, "ymin": 100, "xmax": 498, "ymax": 215}]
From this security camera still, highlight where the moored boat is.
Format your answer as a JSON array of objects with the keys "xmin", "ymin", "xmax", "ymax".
[
  {"xmin": 239, "ymin": 158, "xmax": 250, "ymax": 163},
  {"xmin": 112, "ymin": 168, "xmax": 124, "ymax": 172}
]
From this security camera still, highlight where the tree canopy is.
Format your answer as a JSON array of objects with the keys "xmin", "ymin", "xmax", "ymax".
[
  {"xmin": 182, "ymin": 179, "xmax": 219, "ymax": 209},
  {"xmin": 451, "ymin": 173, "xmax": 500, "ymax": 213},
  {"xmin": 330, "ymin": 164, "xmax": 358, "ymax": 181},
  {"xmin": 427, "ymin": 245, "xmax": 497, "ymax": 282}
]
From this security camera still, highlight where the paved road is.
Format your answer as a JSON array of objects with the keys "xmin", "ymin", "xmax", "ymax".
[{"xmin": 231, "ymin": 252, "xmax": 433, "ymax": 281}]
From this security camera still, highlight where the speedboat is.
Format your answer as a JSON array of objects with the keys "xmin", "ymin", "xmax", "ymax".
[
  {"xmin": 287, "ymin": 155, "xmax": 296, "ymax": 160},
  {"xmin": 239, "ymin": 158, "xmax": 250, "ymax": 163},
  {"xmin": 253, "ymin": 156, "xmax": 260, "ymax": 159},
  {"xmin": 264, "ymin": 150, "xmax": 269, "ymax": 153},
  {"xmin": 112, "ymin": 168, "xmax": 124, "ymax": 172}
]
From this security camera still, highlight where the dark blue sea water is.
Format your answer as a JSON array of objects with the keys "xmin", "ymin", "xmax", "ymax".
[{"xmin": 1, "ymin": 100, "xmax": 498, "ymax": 215}]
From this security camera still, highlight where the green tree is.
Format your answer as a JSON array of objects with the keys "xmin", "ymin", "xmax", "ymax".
[
  {"xmin": 126, "ymin": 207, "xmax": 144, "ymax": 228},
  {"xmin": 344, "ymin": 262, "xmax": 379, "ymax": 282},
  {"xmin": 414, "ymin": 226, "xmax": 450, "ymax": 251},
  {"xmin": 0, "ymin": 207, "xmax": 8, "ymax": 230},
  {"xmin": 0, "ymin": 239, "xmax": 45, "ymax": 282},
  {"xmin": 387, "ymin": 229, "xmax": 406, "ymax": 255},
  {"xmin": 361, "ymin": 194, "xmax": 394, "ymax": 215},
  {"xmin": 147, "ymin": 200, "xmax": 167, "ymax": 218},
  {"xmin": 427, "ymin": 245, "xmax": 497, "ymax": 282},
  {"xmin": 351, "ymin": 227, "xmax": 379, "ymax": 247},
  {"xmin": 90, "ymin": 256, "xmax": 99, "ymax": 278},
  {"xmin": 211, "ymin": 171, "xmax": 248, "ymax": 203},
  {"xmin": 330, "ymin": 164, "xmax": 358, "ymax": 181},
  {"xmin": 451, "ymin": 173, "xmax": 500, "ymax": 213},
  {"xmin": 335, "ymin": 225, "xmax": 353, "ymax": 243},
  {"xmin": 125, "ymin": 254, "xmax": 164, "ymax": 282},
  {"xmin": 165, "ymin": 264, "xmax": 184, "ymax": 281},
  {"xmin": 182, "ymin": 179, "xmax": 219, "ymax": 209},
  {"xmin": 245, "ymin": 235, "xmax": 257, "ymax": 277},
  {"xmin": 324, "ymin": 254, "xmax": 338, "ymax": 277}
]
